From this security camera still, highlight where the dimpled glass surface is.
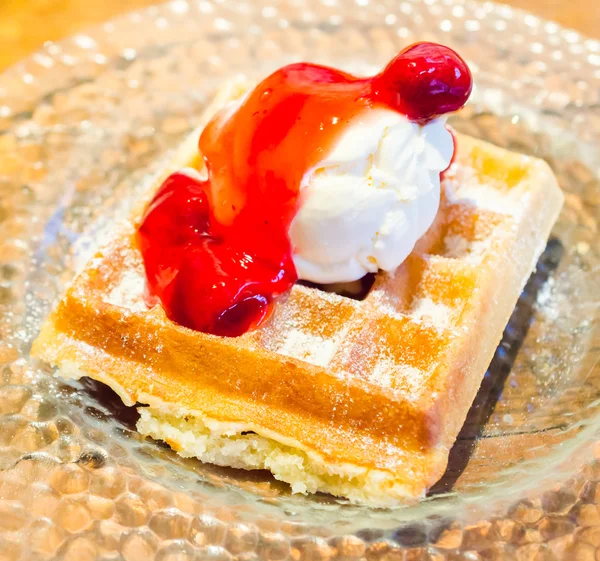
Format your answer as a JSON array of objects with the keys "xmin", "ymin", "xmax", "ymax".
[{"xmin": 0, "ymin": 0, "xmax": 599, "ymax": 559}]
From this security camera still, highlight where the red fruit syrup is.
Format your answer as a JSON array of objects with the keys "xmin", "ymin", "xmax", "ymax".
[{"xmin": 137, "ymin": 42, "xmax": 472, "ymax": 336}]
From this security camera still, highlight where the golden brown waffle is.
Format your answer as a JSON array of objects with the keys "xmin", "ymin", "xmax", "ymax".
[{"xmin": 32, "ymin": 80, "xmax": 564, "ymax": 505}]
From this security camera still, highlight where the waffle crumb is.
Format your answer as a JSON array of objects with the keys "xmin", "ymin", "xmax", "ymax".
[{"xmin": 136, "ymin": 408, "xmax": 414, "ymax": 505}]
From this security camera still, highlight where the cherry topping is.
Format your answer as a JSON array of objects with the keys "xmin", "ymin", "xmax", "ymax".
[
  {"xmin": 138, "ymin": 42, "xmax": 472, "ymax": 337},
  {"xmin": 160, "ymin": 239, "xmax": 295, "ymax": 336},
  {"xmin": 137, "ymin": 172, "xmax": 296, "ymax": 336},
  {"xmin": 137, "ymin": 172, "xmax": 211, "ymax": 299},
  {"xmin": 375, "ymin": 42, "xmax": 472, "ymax": 122}
]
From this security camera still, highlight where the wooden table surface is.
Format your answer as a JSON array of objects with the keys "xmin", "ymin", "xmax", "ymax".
[{"xmin": 0, "ymin": 0, "xmax": 598, "ymax": 72}]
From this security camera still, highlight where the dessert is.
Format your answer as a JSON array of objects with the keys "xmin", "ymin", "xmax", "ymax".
[
  {"xmin": 32, "ymin": 43, "xmax": 564, "ymax": 505},
  {"xmin": 137, "ymin": 42, "xmax": 470, "ymax": 336}
]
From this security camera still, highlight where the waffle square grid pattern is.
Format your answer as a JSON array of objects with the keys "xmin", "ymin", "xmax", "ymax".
[{"xmin": 32, "ymin": 82, "xmax": 563, "ymax": 505}]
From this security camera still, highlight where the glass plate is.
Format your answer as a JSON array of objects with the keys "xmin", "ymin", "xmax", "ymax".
[{"xmin": 0, "ymin": 0, "xmax": 599, "ymax": 559}]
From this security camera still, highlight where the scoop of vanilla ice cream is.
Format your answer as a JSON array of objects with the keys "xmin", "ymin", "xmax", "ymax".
[{"xmin": 289, "ymin": 110, "xmax": 454, "ymax": 284}]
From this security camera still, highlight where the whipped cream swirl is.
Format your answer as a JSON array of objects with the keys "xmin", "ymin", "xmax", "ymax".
[{"xmin": 289, "ymin": 110, "xmax": 454, "ymax": 284}]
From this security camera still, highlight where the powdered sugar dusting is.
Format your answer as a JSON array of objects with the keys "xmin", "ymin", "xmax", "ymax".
[
  {"xmin": 410, "ymin": 297, "xmax": 452, "ymax": 330},
  {"xmin": 106, "ymin": 268, "xmax": 147, "ymax": 312},
  {"xmin": 277, "ymin": 329, "xmax": 340, "ymax": 367},
  {"xmin": 443, "ymin": 162, "xmax": 521, "ymax": 215},
  {"xmin": 368, "ymin": 288, "xmax": 411, "ymax": 321},
  {"xmin": 370, "ymin": 359, "xmax": 427, "ymax": 396},
  {"xmin": 443, "ymin": 233, "xmax": 491, "ymax": 264},
  {"xmin": 451, "ymin": 182, "xmax": 517, "ymax": 215}
]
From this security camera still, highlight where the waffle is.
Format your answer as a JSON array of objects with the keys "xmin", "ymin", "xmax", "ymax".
[{"xmin": 32, "ymin": 79, "xmax": 564, "ymax": 505}]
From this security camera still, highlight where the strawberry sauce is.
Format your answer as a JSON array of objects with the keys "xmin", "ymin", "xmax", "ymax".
[{"xmin": 137, "ymin": 42, "xmax": 472, "ymax": 336}]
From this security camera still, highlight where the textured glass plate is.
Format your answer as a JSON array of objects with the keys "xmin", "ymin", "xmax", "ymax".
[{"xmin": 0, "ymin": 0, "xmax": 599, "ymax": 559}]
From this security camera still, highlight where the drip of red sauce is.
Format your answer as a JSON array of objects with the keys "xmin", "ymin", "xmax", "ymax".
[{"xmin": 138, "ymin": 42, "xmax": 472, "ymax": 336}]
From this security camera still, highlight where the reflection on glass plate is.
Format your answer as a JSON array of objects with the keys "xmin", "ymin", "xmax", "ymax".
[{"xmin": 0, "ymin": 0, "xmax": 598, "ymax": 559}]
